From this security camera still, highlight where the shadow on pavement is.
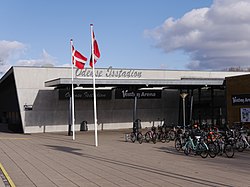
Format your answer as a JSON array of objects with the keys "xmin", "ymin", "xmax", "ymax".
[{"xmin": 44, "ymin": 144, "xmax": 231, "ymax": 187}]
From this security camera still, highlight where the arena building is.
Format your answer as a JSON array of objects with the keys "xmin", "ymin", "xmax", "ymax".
[{"xmin": 0, "ymin": 66, "xmax": 249, "ymax": 133}]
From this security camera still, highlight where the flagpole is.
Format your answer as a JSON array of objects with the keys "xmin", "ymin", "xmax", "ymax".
[
  {"xmin": 70, "ymin": 39, "xmax": 76, "ymax": 140},
  {"xmin": 91, "ymin": 24, "xmax": 98, "ymax": 147}
]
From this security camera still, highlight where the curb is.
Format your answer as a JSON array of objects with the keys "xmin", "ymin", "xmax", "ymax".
[{"xmin": 0, "ymin": 163, "xmax": 15, "ymax": 187}]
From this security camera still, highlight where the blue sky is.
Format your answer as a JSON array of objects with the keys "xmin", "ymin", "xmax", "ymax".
[{"xmin": 1, "ymin": 0, "xmax": 250, "ymax": 74}]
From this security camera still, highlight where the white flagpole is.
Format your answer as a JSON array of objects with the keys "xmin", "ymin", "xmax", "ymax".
[
  {"xmin": 70, "ymin": 39, "xmax": 76, "ymax": 140},
  {"xmin": 91, "ymin": 24, "xmax": 98, "ymax": 147}
]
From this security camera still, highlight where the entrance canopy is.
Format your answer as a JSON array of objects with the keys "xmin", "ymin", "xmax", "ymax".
[{"xmin": 45, "ymin": 77, "xmax": 225, "ymax": 90}]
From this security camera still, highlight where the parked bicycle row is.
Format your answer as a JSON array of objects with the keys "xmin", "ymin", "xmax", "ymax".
[
  {"xmin": 129, "ymin": 123, "xmax": 177, "ymax": 144},
  {"xmin": 128, "ymin": 122, "xmax": 250, "ymax": 158}
]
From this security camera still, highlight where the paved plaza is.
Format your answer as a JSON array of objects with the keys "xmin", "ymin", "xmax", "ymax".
[{"xmin": 0, "ymin": 129, "xmax": 249, "ymax": 187}]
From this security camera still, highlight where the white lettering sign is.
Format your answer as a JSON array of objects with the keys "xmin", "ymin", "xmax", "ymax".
[{"xmin": 75, "ymin": 66, "xmax": 142, "ymax": 79}]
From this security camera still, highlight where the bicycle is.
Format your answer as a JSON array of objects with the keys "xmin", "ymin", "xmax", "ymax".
[
  {"xmin": 156, "ymin": 125, "xmax": 169, "ymax": 143},
  {"xmin": 182, "ymin": 130, "xmax": 209, "ymax": 158},
  {"xmin": 168, "ymin": 123, "xmax": 177, "ymax": 141},
  {"xmin": 234, "ymin": 127, "xmax": 250, "ymax": 152},
  {"xmin": 205, "ymin": 130, "xmax": 219, "ymax": 158},
  {"xmin": 130, "ymin": 128, "xmax": 143, "ymax": 144},
  {"xmin": 174, "ymin": 127, "xmax": 187, "ymax": 151},
  {"xmin": 144, "ymin": 125, "xmax": 157, "ymax": 144},
  {"xmin": 214, "ymin": 130, "xmax": 235, "ymax": 158}
]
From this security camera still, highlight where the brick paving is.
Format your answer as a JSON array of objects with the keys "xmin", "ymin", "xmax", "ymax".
[{"xmin": 0, "ymin": 129, "xmax": 249, "ymax": 187}]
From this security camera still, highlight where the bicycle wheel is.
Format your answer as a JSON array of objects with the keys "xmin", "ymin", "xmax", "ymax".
[
  {"xmin": 213, "ymin": 141, "xmax": 221, "ymax": 155},
  {"xmin": 184, "ymin": 142, "xmax": 191, "ymax": 156},
  {"xmin": 138, "ymin": 132, "xmax": 143, "ymax": 144},
  {"xmin": 236, "ymin": 139, "xmax": 245, "ymax": 152},
  {"xmin": 160, "ymin": 133, "xmax": 166, "ymax": 143},
  {"xmin": 244, "ymin": 136, "xmax": 249, "ymax": 149},
  {"xmin": 224, "ymin": 144, "xmax": 234, "ymax": 158},
  {"xmin": 130, "ymin": 132, "xmax": 136, "ymax": 143},
  {"xmin": 197, "ymin": 143, "xmax": 208, "ymax": 158},
  {"xmin": 207, "ymin": 142, "xmax": 217, "ymax": 158},
  {"xmin": 152, "ymin": 133, "xmax": 157, "ymax": 144},
  {"xmin": 145, "ymin": 132, "xmax": 151, "ymax": 143},
  {"xmin": 165, "ymin": 133, "xmax": 171, "ymax": 143},
  {"xmin": 169, "ymin": 130, "xmax": 176, "ymax": 141},
  {"xmin": 175, "ymin": 138, "xmax": 182, "ymax": 151}
]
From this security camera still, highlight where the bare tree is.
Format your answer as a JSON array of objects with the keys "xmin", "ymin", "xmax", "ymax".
[
  {"xmin": 224, "ymin": 66, "xmax": 250, "ymax": 72},
  {"xmin": 0, "ymin": 59, "xmax": 4, "ymax": 75}
]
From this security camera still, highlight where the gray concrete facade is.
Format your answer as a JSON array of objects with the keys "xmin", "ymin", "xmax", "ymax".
[{"xmin": 0, "ymin": 66, "xmax": 249, "ymax": 133}]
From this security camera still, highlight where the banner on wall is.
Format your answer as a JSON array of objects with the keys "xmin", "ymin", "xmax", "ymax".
[
  {"xmin": 59, "ymin": 89, "xmax": 112, "ymax": 100},
  {"xmin": 240, "ymin": 108, "xmax": 250, "ymax": 122},
  {"xmin": 115, "ymin": 89, "xmax": 161, "ymax": 99}
]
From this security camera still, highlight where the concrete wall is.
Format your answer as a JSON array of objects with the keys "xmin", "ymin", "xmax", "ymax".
[
  {"xmin": 23, "ymin": 88, "xmax": 180, "ymax": 133},
  {"xmin": 13, "ymin": 67, "xmax": 71, "ymax": 133}
]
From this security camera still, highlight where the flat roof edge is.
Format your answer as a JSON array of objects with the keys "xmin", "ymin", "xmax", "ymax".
[{"xmin": 45, "ymin": 78, "xmax": 224, "ymax": 88}]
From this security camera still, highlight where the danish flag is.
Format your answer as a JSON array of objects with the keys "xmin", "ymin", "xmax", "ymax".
[
  {"xmin": 71, "ymin": 40, "xmax": 87, "ymax": 69},
  {"xmin": 90, "ymin": 30, "xmax": 100, "ymax": 68}
]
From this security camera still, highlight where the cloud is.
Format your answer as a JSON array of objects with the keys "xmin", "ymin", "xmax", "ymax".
[
  {"xmin": 145, "ymin": 0, "xmax": 250, "ymax": 70},
  {"xmin": 16, "ymin": 49, "xmax": 57, "ymax": 67},
  {"xmin": 0, "ymin": 40, "xmax": 57, "ymax": 75},
  {"xmin": 0, "ymin": 40, "xmax": 26, "ymax": 73},
  {"xmin": 0, "ymin": 40, "xmax": 26, "ymax": 60}
]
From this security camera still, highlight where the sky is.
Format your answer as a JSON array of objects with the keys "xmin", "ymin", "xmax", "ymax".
[{"xmin": 1, "ymin": 0, "xmax": 250, "ymax": 75}]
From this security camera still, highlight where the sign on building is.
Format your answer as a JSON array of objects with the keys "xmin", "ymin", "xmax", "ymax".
[{"xmin": 231, "ymin": 94, "xmax": 250, "ymax": 106}]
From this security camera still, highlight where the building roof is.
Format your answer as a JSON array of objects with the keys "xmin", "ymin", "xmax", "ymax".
[{"xmin": 1, "ymin": 66, "xmax": 249, "ymax": 90}]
